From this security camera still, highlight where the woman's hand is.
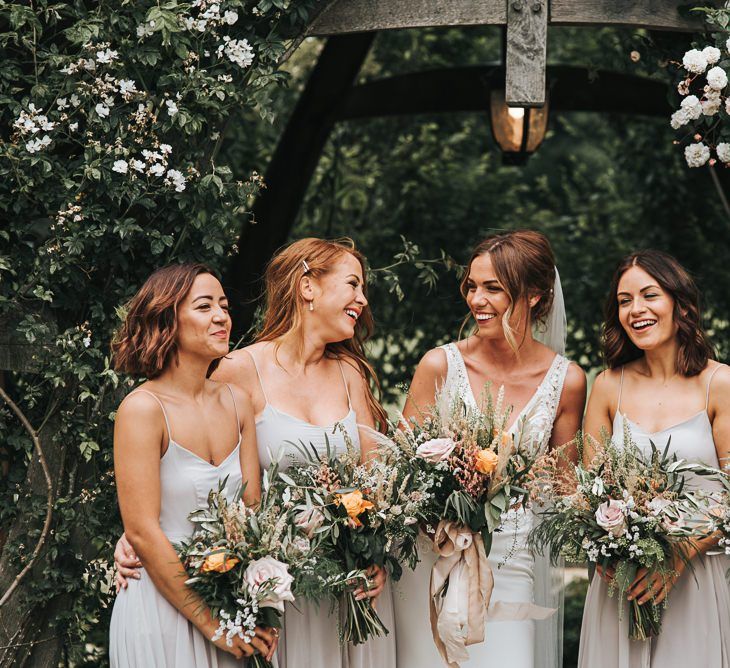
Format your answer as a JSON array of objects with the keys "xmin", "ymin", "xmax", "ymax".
[
  {"xmin": 114, "ymin": 532, "xmax": 142, "ymax": 592},
  {"xmin": 209, "ymin": 625, "xmax": 278, "ymax": 660},
  {"xmin": 595, "ymin": 564, "xmax": 615, "ymax": 584},
  {"xmin": 353, "ymin": 564, "xmax": 386, "ymax": 606},
  {"xmin": 626, "ymin": 559, "xmax": 686, "ymax": 606}
]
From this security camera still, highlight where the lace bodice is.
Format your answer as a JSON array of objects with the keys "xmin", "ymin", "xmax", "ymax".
[{"xmin": 440, "ymin": 342, "xmax": 570, "ymax": 456}]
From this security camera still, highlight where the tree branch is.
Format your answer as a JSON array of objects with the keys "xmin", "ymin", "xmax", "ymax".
[{"xmin": 0, "ymin": 387, "xmax": 54, "ymax": 609}]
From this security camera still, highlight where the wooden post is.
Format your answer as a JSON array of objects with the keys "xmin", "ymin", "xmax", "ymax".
[{"xmin": 506, "ymin": 0, "xmax": 549, "ymax": 107}]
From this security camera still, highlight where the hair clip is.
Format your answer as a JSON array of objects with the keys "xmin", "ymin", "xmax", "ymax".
[{"xmin": 302, "ymin": 259, "xmax": 310, "ymax": 274}]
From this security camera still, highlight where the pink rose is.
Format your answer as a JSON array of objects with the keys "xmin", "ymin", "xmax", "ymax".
[
  {"xmin": 243, "ymin": 556, "xmax": 295, "ymax": 613},
  {"xmin": 416, "ymin": 438, "xmax": 456, "ymax": 462},
  {"xmin": 595, "ymin": 499, "xmax": 627, "ymax": 538},
  {"xmin": 294, "ymin": 507, "xmax": 325, "ymax": 538}
]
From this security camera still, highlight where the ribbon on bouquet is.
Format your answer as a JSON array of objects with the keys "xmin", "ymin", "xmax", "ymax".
[{"xmin": 428, "ymin": 520, "xmax": 556, "ymax": 667}]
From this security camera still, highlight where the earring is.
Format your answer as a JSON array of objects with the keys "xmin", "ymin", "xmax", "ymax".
[{"xmin": 308, "ymin": 300, "xmax": 314, "ymax": 312}]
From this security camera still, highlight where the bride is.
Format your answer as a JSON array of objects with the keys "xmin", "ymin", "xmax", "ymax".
[{"xmin": 394, "ymin": 230, "xmax": 586, "ymax": 668}]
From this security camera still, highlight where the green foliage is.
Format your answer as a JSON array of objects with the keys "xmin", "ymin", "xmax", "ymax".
[
  {"xmin": 287, "ymin": 26, "xmax": 730, "ymax": 403},
  {"xmin": 0, "ymin": 0, "xmax": 318, "ymax": 663}
]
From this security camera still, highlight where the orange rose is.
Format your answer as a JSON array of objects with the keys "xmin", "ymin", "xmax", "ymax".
[
  {"xmin": 201, "ymin": 550, "xmax": 239, "ymax": 573},
  {"xmin": 336, "ymin": 490, "xmax": 375, "ymax": 527},
  {"xmin": 474, "ymin": 448, "xmax": 499, "ymax": 475}
]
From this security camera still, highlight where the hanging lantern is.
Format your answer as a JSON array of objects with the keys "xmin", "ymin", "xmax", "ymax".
[{"xmin": 489, "ymin": 89, "xmax": 549, "ymax": 164}]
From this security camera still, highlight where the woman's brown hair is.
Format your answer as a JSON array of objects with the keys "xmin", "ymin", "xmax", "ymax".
[
  {"xmin": 255, "ymin": 237, "xmax": 388, "ymax": 431},
  {"xmin": 603, "ymin": 249, "xmax": 714, "ymax": 376},
  {"xmin": 460, "ymin": 230, "xmax": 556, "ymax": 352},
  {"xmin": 112, "ymin": 263, "xmax": 218, "ymax": 378}
]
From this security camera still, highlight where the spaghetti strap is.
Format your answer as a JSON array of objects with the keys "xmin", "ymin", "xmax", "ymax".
[
  {"xmin": 336, "ymin": 359, "xmax": 353, "ymax": 409},
  {"xmin": 130, "ymin": 389, "xmax": 172, "ymax": 444},
  {"xmin": 248, "ymin": 351, "xmax": 269, "ymax": 403},
  {"xmin": 706, "ymin": 364, "xmax": 724, "ymax": 409},
  {"xmin": 617, "ymin": 367, "xmax": 625, "ymax": 414},
  {"xmin": 225, "ymin": 383, "xmax": 241, "ymax": 435}
]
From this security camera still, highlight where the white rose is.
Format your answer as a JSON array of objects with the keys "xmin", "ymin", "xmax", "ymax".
[
  {"xmin": 595, "ymin": 499, "xmax": 627, "ymax": 538},
  {"xmin": 702, "ymin": 98, "xmax": 721, "ymax": 116},
  {"xmin": 670, "ymin": 108, "xmax": 690, "ymax": 130},
  {"xmin": 243, "ymin": 556, "xmax": 295, "ymax": 613},
  {"xmin": 717, "ymin": 143, "xmax": 730, "ymax": 163},
  {"xmin": 685, "ymin": 142, "xmax": 711, "ymax": 168},
  {"xmin": 707, "ymin": 66, "xmax": 728, "ymax": 90},
  {"xmin": 683, "ymin": 48, "xmax": 708, "ymax": 74},
  {"xmin": 294, "ymin": 507, "xmax": 325, "ymax": 538},
  {"xmin": 680, "ymin": 95, "xmax": 702, "ymax": 120},
  {"xmin": 416, "ymin": 437, "xmax": 456, "ymax": 462},
  {"xmin": 703, "ymin": 46, "xmax": 722, "ymax": 65}
]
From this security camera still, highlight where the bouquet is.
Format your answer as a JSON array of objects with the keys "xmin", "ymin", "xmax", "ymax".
[
  {"xmin": 176, "ymin": 468, "xmax": 319, "ymax": 667},
  {"xmin": 380, "ymin": 385, "xmax": 549, "ymax": 665},
  {"xmin": 279, "ymin": 427, "xmax": 432, "ymax": 645},
  {"xmin": 529, "ymin": 427, "xmax": 709, "ymax": 641}
]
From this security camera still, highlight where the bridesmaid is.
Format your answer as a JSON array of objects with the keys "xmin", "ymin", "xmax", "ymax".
[
  {"xmin": 109, "ymin": 264, "xmax": 276, "ymax": 666},
  {"xmin": 579, "ymin": 249, "xmax": 730, "ymax": 667},
  {"xmin": 116, "ymin": 238, "xmax": 395, "ymax": 667},
  {"xmin": 395, "ymin": 230, "xmax": 586, "ymax": 668},
  {"xmin": 214, "ymin": 237, "xmax": 395, "ymax": 668}
]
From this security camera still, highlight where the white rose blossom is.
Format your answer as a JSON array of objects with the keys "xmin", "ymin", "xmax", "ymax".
[
  {"xmin": 685, "ymin": 142, "xmax": 711, "ymax": 168},
  {"xmin": 218, "ymin": 36, "xmax": 254, "ymax": 68},
  {"xmin": 703, "ymin": 46, "xmax": 722, "ymax": 65},
  {"xmin": 165, "ymin": 168, "xmax": 187, "ymax": 192},
  {"xmin": 670, "ymin": 109, "xmax": 690, "ymax": 129},
  {"xmin": 680, "ymin": 95, "xmax": 703, "ymax": 120},
  {"xmin": 718, "ymin": 143, "xmax": 730, "ymax": 163},
  {"xmin": 683, "ymin": 48, "xmax": 708, "ymax": 74},
  {"xmin": 242, "ymin": 557, "xmax": 295, "ymax": 613},
  {"xmin": 707, "ymin": 66, "xmax": 728, "ymax": 90}
]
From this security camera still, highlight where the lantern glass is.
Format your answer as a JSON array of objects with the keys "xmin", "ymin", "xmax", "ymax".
[{"xmin": 489, "ymin": 90, "xmax": 549, "ymax": 156}]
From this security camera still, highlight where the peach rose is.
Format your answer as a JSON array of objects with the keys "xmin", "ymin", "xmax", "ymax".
[
  {"xmin": 336, "ymin": 490, "xmax": 375, "ymax": 527},
  {"xmin": 201, "ymin": 550, "xmax": 239, "ymax": 573},
  {"xmin": 474, "ymin": 448, "xmax": 499, "ymax": 475}
]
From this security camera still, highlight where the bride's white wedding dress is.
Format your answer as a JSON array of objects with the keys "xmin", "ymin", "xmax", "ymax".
[{"xmin": 393, "ymin": 343, "xmax": 570, "ymax": 668}]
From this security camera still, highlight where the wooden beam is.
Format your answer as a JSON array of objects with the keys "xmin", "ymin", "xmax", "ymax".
[
  {"xmin": 550, "ymin": 0, "xmax": 703, "ymax": 31},
  {"xmin": 308, "ymin": 0, "xmax": 702, "ymax": 34},
  {"xmin": 307, "ymin": 0, "xmax": 506, "ymax": 35},
  {"xmin": 506, "ymin": 0, "xmax": 548, "ymax": 106},
  {"xmin": 334, "ymin": 65, "xmax": 670, "ymax": 118}
]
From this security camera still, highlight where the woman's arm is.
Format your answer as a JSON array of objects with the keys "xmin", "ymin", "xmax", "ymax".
[
  {"xmin": 231, "ymin": 383, "xmax": 262, "ymax": 506},
  {"xmin": 114, "ymin": 392, "xmax": 272, "ymax": 658},
  {"xmin": 548, "ymin": 362, "xmax": 587, "ymax": 466},
  {"xmin": 582, "ymin": 370, "xmax": 617, "ymax": 465},
  {"xmin": 402, "ymin": 348, "xmax": 448, "ymax": 424}
]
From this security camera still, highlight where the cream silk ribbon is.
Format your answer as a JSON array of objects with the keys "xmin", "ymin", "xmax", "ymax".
[{"xmin": 429, "ymin": 520, "xmax": 556, "ymax": 667}]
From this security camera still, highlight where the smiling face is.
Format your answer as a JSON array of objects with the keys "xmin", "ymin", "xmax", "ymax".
[
  {"xmin": 303, "ymin": 252, "xmax": 368, "ymax": 343},
  {"xmin": 617, "ymin": 265, "xmax": 677, "ymax": 351},
  {"xmin": 176, "ymin": 272, "xmax": 231, "ymax": 360},
  {"xmin": 465, "ymin": 253, "xmax": 531, "ymax": 341}
]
